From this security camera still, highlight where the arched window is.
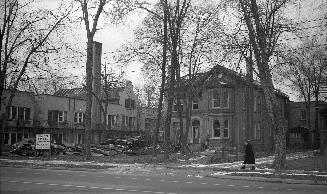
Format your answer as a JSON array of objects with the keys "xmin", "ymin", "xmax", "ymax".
[
  {"xmin": 213, "ymin": 120, "xmax": 220, "ymax": 138},
  {"xmin": 192, "ymin": 120, "xmax": 200, "ymax": 127}
]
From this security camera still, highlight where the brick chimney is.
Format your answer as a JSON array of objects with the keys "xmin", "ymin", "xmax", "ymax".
[{"xmin": 91, "ymin": 41, "xmax": 102, "ymax": 128}]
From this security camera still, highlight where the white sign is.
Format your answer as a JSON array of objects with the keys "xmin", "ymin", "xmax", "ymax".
[{"xmin": 36, "ymin": 134, "xmax": 50, "ymax": 149}]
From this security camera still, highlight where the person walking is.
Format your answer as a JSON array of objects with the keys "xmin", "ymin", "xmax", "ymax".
[{"xmin": 241, "ymin": 140, "xmax": 255, "ymax": 170}]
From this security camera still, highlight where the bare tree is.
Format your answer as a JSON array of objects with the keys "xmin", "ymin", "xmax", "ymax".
[
  {"xmin": 0, "ymin": 0, "xmax": 73, "ymax": 130},
  {"xmin": 278, "ymin": 38, "xmax": 327, "ymax": 151},
  {"xmin": 76, "ymin": 0, "xmax": 135, "ymax": 159},
  {"xmin": 115, "ymin": 1, "xmax": 168, "ymax": 158},
  {"xmin": 176, "ymin": 2, "xmax": 222, "ymax": 154},
  {"xmin": 237, "ymin": 0, "xmax": 292, "ymax": 169}
]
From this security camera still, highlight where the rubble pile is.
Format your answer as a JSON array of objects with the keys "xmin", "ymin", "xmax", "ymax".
[{"xmin": 8, "ymin": 136, "xmax": 151, "ymax": 157}]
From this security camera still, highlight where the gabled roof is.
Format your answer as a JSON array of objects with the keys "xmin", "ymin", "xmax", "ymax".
[
  {"xmin": 180, "ymin": 64, "xmax": 289, "ymax": 99},
  {"xmin": 180, "ymin": 64, "xmax": 249, "ymax": 90}
]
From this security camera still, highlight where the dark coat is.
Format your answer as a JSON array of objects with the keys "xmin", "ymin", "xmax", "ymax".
[{"xmin": 243, "ymin": 143, "xmax": 255, "ymax": 164}]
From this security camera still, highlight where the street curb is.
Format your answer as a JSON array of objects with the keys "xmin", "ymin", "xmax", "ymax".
[
  {"xmin": 206, "ymin": 174, "xmax": 327, "ymax": 185},
  {"xmin": 0, "ymin": 164, "xmax": 104, "ymax": 173}
]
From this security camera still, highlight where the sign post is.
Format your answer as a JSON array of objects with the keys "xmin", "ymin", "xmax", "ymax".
[{"xmin": 36, "ymin": 134, "xmax": 50, "ymax": 150}]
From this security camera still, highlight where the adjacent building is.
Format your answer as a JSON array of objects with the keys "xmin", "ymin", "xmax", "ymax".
[
  {"xmin": 0, "ymin": 41, "xmax": 138, "ymax": 148},
  {"xmin": 137, "ymin": 107, "xmax": 163, "ymax": 144},
  {"xmin": 287, "ymin": 101, "xmax": 327, "ymax": 150},
  {"xmin": 1, "ymin": 90, "xmax": 35, "ymax": 145}
]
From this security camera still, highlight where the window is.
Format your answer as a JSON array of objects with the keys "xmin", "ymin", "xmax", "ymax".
[
  {"xmin": 257, "ymin": 96, "xmax": 261, "ymax": 113},
  {"xmin": 213, "ymin": 120, "xmax": 220, "ymax": 137},
  {"xmin": 7, "ymin": 106, "xmax": 30, "ymax": 120},
  {"xmin": 74, "ymin": 112, "xmax": 85, "ymax": 123},
  {"xmin": 48, "ymin": 110, "xmax": 67, "ymax": 122},
  {"xmin": 122, "ymin": 115, "xmax": 125, "ymax": 126},
  {"xmin": 4, "ymin": 133, "xmax": 9, "ymax": 145},
  {"xmin": 107, "ymin": 115, "xmax": 117, "ymax": 128},
  {"xmin": 125, "ymin": 98, "xmax": 136, "ymax": 109},
  {"xmin": 17, "ymin": 133, "xmax": 23, "ymax": 143},
  {"xmin": 254, "ymin": 122, "xmax": 261, "ymax": 139},
  {"xmin": 254, "ymin": 96, "xmax": 257, "ymax": 112},
  {"xmin": 52, "ymin": 133, "xmax": 63, "ymax": 144},
  {"xmin": 77, "ymin": 133, "xmax": 84, "ymax": 144},
  {"xmin": 223, "ymin": 120, "xmax": 229, "ymax": 138},
  {"xmin": 300, "ymin": 109, "xmax": 306, "ymax": 120},
  {"xmin": 125, "ymin": 116, "xmax": 128, "ymax": 126},
  {"xmin": 242, "ymin": 92, "xmax": 246, "ymax": 110},
  {"xmin": 7, "ymin": 106, "xmax": 17, "ymax": 119},
  {"xmin": 212, "ymin": 89, "xmax": 229, "ymax": 108},
  {"xmin": 173, "ymin": 103, "xmax": 183, "ymax": 112},
  {"xmin": 192, "ymin": 100, "xmax": 199, "ymax": 110},
  {"xmin": 222, "ymin": 90, "xmax": 229, "ymax": 108},
  {"xmin": 212, "ymin": 91, "xmax": 220, "ymax": 108},
  {"xmin": 3, "ymin": 132, "xmax": 17, "ymax": 145},
  {"xmin": 290, "ymin": 133, "xmax": 301, "ymax": 139},
  {"xmin": 129, "ymin": 117, "xmax": 134, "ymax": 129},
  {"xmin": 212, "ymin": 120, "xmax": 229, "ymax": 138}
]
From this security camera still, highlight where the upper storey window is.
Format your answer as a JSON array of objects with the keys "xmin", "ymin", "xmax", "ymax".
[
  {"xmin": 192, "ymin": 100, "xmax": 199, "ymax": 110},
  {"xmin": 74, "ymin": 112, "xmax": 85, "ymax": 123},
  {"xmin": 125, "ymin": 98, "xmax": 135, "ymax": 109},
  {"xmin": 7, "ymin": 106, "xmax": 30, "ymax": 120},
  {"xmin": 48, "ymin": 110, "xmax": 67, "ymax": 122},
  {"xmin": 212, "ymin": 89, "xmax": 230, "ymax": 109}
]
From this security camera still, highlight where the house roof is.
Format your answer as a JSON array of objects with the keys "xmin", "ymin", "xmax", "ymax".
[
  {"xmin": 54, "ymin": 88, "xmax": 86, "ymax": 99},
  {"xmin": 181, "ymin": 64, "xmax": 289, "ymax": 99},
  {"xmin": 54, "ymin": 87, "xmax": 123, "ymax": 100}
]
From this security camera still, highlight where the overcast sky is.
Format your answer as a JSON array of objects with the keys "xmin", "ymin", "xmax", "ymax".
[{"xmin": 38, "ymin": 0, "xmax": 326, "ymax": 101}]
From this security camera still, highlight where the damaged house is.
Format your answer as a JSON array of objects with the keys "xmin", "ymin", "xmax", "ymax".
[
  {"xmin": 0, "ymin": 42, "xmax": 138, "ymax": 147},
  {"xmin": 169, "ymin": 65, "xmax": 289, "ymax": 152}
]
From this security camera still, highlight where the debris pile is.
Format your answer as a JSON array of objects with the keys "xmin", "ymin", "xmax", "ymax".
[{"xmin": 9, "ymin": 136, "xmax": 151, "ymax": 157}]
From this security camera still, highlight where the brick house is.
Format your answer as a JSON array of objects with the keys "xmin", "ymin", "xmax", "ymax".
[{"xmin": 170, "ymin": 65, "xmax": 289, "ymax": 152}]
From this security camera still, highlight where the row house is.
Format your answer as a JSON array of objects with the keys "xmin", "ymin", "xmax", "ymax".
[
  {"xmin": 170, "ymin": 65, "xmax": 289, "ymax": 152},
  {"xmin": 0, "ymin": 80, "xmax": 138, "ymax": 146},
  {"xmin": 1, "ymin": 41, "xmax": 138, "ymax": 147},
  {"xmin": 287, "ymin": 101, "xmax": 327, "ymax": 150},
  {"xmin": 0, "ymin": 90, "xmax": 35, "ymax": 145}
]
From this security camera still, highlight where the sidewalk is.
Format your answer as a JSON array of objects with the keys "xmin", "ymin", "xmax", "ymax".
[{"xmin": 1, "ymin": 157, "xmax": 327, "ymax": 185}]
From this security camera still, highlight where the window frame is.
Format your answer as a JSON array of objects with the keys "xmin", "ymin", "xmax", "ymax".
[
  {"xmin": 192, "ymin": 100, "xmax": 199, "ymax": 110},
  {"xmin": 212, "ymin": 120, "xmax": 221, "ymax": 138},
  {"xmin": 254, "ymin": 122, "xmax": 261, "ymax": 140},
  {"xmin": 300, "ymin": 109, "xmax": 306, "ymax": 120},
  {"xmin": 74, "ymin": 112, "xmax": 85, "ymax": 123},
  {"xmin": 223, "ymin": 119, "xmax": 229, "ymax": 138},
  {"xmin": 212, "ymin": 89, "xmax": 230, "ymax": 109},
  {"xmin": 212, "ymin": 91, "xmax": 221, "ymax": 109}
]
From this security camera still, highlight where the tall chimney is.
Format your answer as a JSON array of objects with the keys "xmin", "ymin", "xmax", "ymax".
[{"xmin": 91, "ymin": 41, "xmax": 102, "ymax": 128}]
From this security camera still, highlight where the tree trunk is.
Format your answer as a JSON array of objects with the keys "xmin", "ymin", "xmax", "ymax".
[
  {"xmin": 180, "ymin": 92, "xmax": 193, "ymax": 154},
  {"xmin": 261, "ymin": 75, "xmax": 286, "ymax": 169},
  {"xmin": 153, "ymin": 0, "xmax": 168, "ymax": 158}
]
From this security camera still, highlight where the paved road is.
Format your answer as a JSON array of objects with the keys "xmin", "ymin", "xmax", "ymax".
[{"xmin": 0, "ymin": 166, "xmax": 326, "ymax": 194}]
